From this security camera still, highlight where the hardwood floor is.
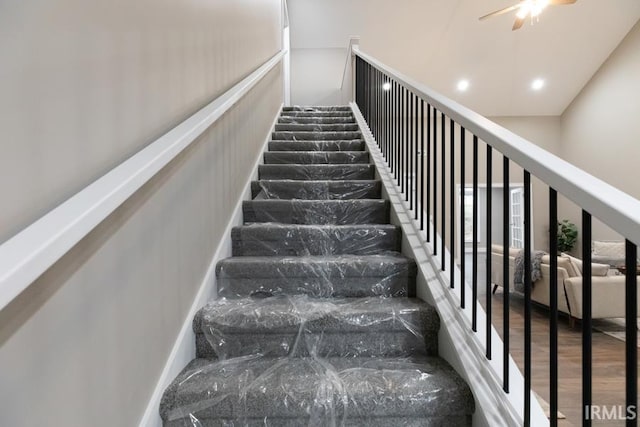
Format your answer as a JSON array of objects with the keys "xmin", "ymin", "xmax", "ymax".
[{"xmin": 486, "ymin": 288, "xmax": 636, "ymax": 426}]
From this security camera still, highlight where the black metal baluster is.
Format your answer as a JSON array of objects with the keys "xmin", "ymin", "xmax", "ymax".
[
  {"xmin": 626, "ymin": 240, "xmax": 638, "ymax": 427},
  {"xmin": 504, "ymin": 157, "xmax": 511, "ymax": 393},
  {"xmin": 524, "ymin": 171, "xmax": 532, "ymax": 427},
  {"xmin": 426, "ymin": 105, "xmax": 432, "ymax": 242},
  {"xmin": 472, "ymin": 135, "xmax": 478, "ymax": 332},
  {"xmin": 434, "ymin": 110, "xmax": 438, "ymax": 257},
  {"xmin": 441, "ymin": 112, "xmax": 446, "ymax": 269},
  {"xmin": 415, "ymin": 95, "xmax": 419, "ymax": 220},
  {"xmin": 549, "ymin": 188, "xmax": 558, "ymax": 423},
  {"xmin": 392, "ymin": 81, "xmax": 397, "ymax": 176},
  {"xmin": 409, "ymin": 93, "xmax": 414, "ymax": 209},
  {"xmin": 405, "ymin": 90, "xmax": 409, "ymax": 201},
  {"xmin": 420, "ymin": 100, "xmax": 425, "ymax": 230},
  {"xmin": 450, "ymin": 118, "xmax": 455, "ymax": 287},
  {"xmin": 486, "ymin": 145, "xmax": 493, "ymax": 359},
  {"xmin": 460, "ymin": 128, "xmax": 466, "ymax": 309},
  {"xmin": 582, "ymin": 210, "xmax": 592, "ymax": 427}
]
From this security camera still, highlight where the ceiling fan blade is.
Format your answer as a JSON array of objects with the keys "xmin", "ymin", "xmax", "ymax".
[
  {"xmin": 479, "ymin": 4, "xmax": 521, "ymax": 21},
  {"xmin": 549, "ymin": 0, "xmax": 577, "ymax": 4},
  {"xmin": 512, "ymin": 16, "xmax": 526, "ymax": 30}
]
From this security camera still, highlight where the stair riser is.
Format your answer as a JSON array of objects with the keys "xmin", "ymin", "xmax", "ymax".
[
  {"xmin": 243, "ymin": 200, "xmax": 389, "ymax": 225},
  {"xmin": 231, "ymin": 227, "xmax": 401, "ymax": 256},
  {"xmin": 268, "ymin": 140, "xmax": 364, "ymax": 151},
  {"xmin": 263, "ymin": 152, "xmax": 369, "ymax": 164},
  {"xmin": 278, "ymin": 117, "xmax": 355, "ymax": 125},
  {"xmin": 280, "ymin": 111, "xmax": 353, "ymax": 118},
  {"xmin": 258, "ymin": 165, "xmax": 375, "ymax": 180},
  {"xmin": 251, "ymin": 180, "xmax": 381, "ymax": 200},
  {"xmin": 282, "ymin": 106, "xmax": 352, "ymax": 112},
  {"xmin": 274, "ymin": 124, "xmax": 360, "ymax": 132},
  {"xmin": 165, "ymin": 416, "xmax": 471, "ymax": 427},
  {"xmin": 195, "ymin": 331, "xmax": 433, "ymax": 359},
  {"xmin": 272, "ymin": 131, "xmax": 362, "ymax": 141},
  {"xmin": 217, "ymin": 276, "xmax": 413, "ymax": 298}
]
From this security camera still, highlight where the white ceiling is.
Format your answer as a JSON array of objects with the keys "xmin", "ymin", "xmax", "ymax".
[{"xmin": 288, "ymin": 0, "xmax": 640, "ymax": 116}]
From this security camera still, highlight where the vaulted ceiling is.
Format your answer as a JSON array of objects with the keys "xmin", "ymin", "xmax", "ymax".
[{"xmin": 288, "ymin": 0, "xmax": 640, "ymax": 116}]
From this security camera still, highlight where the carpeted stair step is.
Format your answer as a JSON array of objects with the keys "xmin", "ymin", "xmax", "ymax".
[
  {"xmin": 280, "ymin": 110, "xmax": 354, "ymax": 118},
  {"xmin": 268, "ymin": 140, "xmax": 364, "ymax": 152},
  {"xmin": 231, "ymin": 224, "xmax": 401, "ymax": 256},
  {"xmin": 216, "ymin": 254, "xmax": 416, "ymax": 298},
  {"xmin": 263, "ymin": 151, "xmax": 369, "ymax": 164},
  {"xmin": 278, "ymin": 116, "xmax": 355, "ymax": 125},
  {"xmin": 251, "ymin": 180, "xmax": 381, "ymax": 200},
  {"xmin": 193, "ymin": 296, "xmax": 438, "ymax": 359},
  {"xmin": 272, "ymin": 131, "xmax": 362, "ymax": 141},
  {"xmin": 282, "ymin": 106, "xmax": 352, "ymax": 112},
  {"xmin": 243, "ymin": 199, "xmax": 388, "ymax": 224},
  {"xmin": 258, "ymin": 164, "xmax": 374, "ymax": 180},
  {"xmin": 274, "ymin": 123, "xmax": 360, "ymax": 132},
  {"xmin": 160, "ymin": 355, "xmax": 474, "ymax": 427}
]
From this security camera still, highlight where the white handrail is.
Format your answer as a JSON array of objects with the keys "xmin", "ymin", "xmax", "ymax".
[
  {"xmin": 0, "ymin": 50, "xmax": 285, "ymax": 312},
  {"xmin": 354, "ymin": 45, "xmax": 640, "ymax": 247}
]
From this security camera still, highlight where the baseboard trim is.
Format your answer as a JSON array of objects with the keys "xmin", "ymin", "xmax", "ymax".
[{"xmin": 137, "ymin": 103, "xmax": 283, "ymax": 427}]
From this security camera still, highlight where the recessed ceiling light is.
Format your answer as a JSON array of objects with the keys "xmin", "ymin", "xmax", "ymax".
[
  {"xmin": 531, "ymin": 78, "xmax": 545, "ymax": 90},
  {"xmin": 382, "ymin": 82, "xmax": 391, "ymax": 91},
  {"xmin": 457, "ymin": 79, "xmax": 470, "ymax": 92}
]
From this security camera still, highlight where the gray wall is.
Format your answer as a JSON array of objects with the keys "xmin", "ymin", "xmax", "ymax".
[
  {"xmin": 0, "ymin": 1, "xmax": 283, "ymax": 426},
  {"xmin": 559, "ymin": 19, "xmax": 640, "ymax": 243}
]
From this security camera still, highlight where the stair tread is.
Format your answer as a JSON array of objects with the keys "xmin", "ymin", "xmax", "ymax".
[
  {"xmin": 259, "ymin": 164, "xmax": 375, "ymax": 180},
  {"xmin": 160, "ymin": 355, "xmax": 474, "ymax": 423},
  {"xmin": 263, "ymin": 151, "xmax": 369, "ymax": 164},
  {"xmin": 243, "ymin": 199, "xmax": 388, "ymax": 225},
  {"xmin": 251, "ymin": 179, "xmax": 381, "ymax": 200},
  {"xmin": 272, "ymin": 131, "xmax": 362, "ymax": 140},
  {"xmin": 217, "ymin": 253, "xmax": 415, "ymax": 278},
  {"xmin": 268, "ymin": 140, "xmax": 364, "ymax": 151}
]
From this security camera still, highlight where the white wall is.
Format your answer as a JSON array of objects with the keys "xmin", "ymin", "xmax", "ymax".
[
  {"xmin": 559, "ymin": 19, "xmax": 640, "ymax": 242},
  {"xmin": 291, "ymin": 48, "xmax": 347, "ymax": 105},
  {"xmin": 0, "ymin": 1, "xmax": 283, "ymax": 426}
]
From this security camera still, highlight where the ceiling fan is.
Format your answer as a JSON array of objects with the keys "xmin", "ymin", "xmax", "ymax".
[{"xmin": 479, "ymin": 0, "xmax": 577, "ymax": 31}]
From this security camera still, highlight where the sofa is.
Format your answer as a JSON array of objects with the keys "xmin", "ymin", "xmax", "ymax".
[{"xmin": 490, "ymin": 244, "xmax": 640, "ymax": 326}]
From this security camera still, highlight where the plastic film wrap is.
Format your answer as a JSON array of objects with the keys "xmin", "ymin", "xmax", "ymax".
[
  {"xmin": 243, "ymin": 199, "xmax": 389, "ymax": 225},
  {"xmin": 274, "ymin": 123, "xmax": 360, "ymax": 132},
  {"xmin": 216, "ymin": 253, "xmax": 416, "ymax": 298},
  {"xmin": 282, "ymin": 106, "xmax": 352, "ymax": 113},
  {"xmin": 231, "ymin": 223, "xmax": 401, "ymax": 256},
  {"xmin": 160, "ymin": 354, "xmax": 474, "ymax": 426},
  {"xmin": 194, "ymin": 295, "xmax": 437, "ymax": 359},
  {"xmin": 278, "ymin": 116, "xmax": 355, "ymax": 125},
  {"xmin": 263, "ymin": 151, "xmax": 369, "ymax": 165},
  {"xmin": 272, "ymin": 131, "xmax": 363, "ymax": 141},
  {"xmin": 258, "ymin": 164, "xmax": 374, "ymax": 180},
  {"xmin": 251, "ymin": 180, "xmax": 381, "ymax": 200},
  {"xmin": 268, "ymin": 140, "xmax": 365, "ymax": 152}
]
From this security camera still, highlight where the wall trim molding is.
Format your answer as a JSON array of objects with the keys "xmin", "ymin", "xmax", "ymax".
[{"xmin": 0, "ymin": 51, "xmax": 285, "ymax": 313}]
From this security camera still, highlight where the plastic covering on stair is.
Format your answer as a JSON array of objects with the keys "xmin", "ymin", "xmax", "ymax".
[
  {"xmin": 283, "ymin": 106, "xmax": 352, "ymax": 112},
  {"xmin": 252, "ymin": 180, "xmax": 381, "ymax": 200},
  {"xmin": 272, "ymin": 131, "xmax": 362, "ymax": 141},
  {"xmin": 231, "ymin": 224, "xmax": 401, "ymax": 256},
  {"xmin": 263, "ymin": 151, "xmax": 369, "ymax": 165},
  {"xmin": 280, "ymin": 111, "xmax": 354, "ymax": 118},
  {"xmin": 268, "ymin": 140, "xmax": 365, "ymax": 152},
  {"xmin": 278, "ymin": 116, "xmax": 355, "ymax": 125},
  {"xmin": 243, "ymin": 199, "xmax": 388, "ymax": 225},
  {"xmin": 217, "ymin": 253, "xmax": 416, "ymax": 298},
  {"xmin": 160, "ymin": 354, "xmax": 474, "ymax": 426},
  {"xmin": 258, "ymin": 164, "xmax": 374, "ymax": 180},
  {"xmin": 194, "ymin": 296, "xmax": 437, "ymax": 359}
]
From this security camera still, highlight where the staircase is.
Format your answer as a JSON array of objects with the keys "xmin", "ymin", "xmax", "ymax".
[{"xmin": 159, "ymin": 106, "xmax": 475, "ymax": 426}]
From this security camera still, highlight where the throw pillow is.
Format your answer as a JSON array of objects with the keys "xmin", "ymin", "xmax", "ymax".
[
  {"xmin": 565, "ymin": 254, "xmax": 610, "ymax": 277},
  {"xmin": 592, "ymin": 240, "xmax": 625, "ymax": 259}
]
